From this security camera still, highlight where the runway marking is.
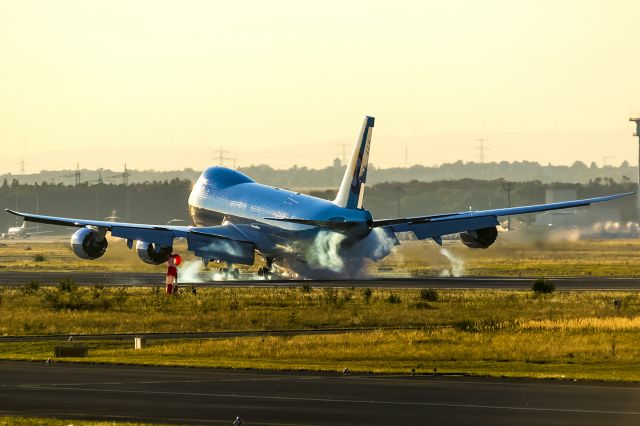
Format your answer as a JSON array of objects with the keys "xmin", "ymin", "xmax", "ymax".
[{"xmin": 16, "ymin": 385, "xmax": 640, "ymax": 416}]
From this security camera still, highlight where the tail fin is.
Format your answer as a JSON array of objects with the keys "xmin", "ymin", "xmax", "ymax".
[{"xmin": 334, "ymin": 116, "xmax": 375, "ymax": 209}]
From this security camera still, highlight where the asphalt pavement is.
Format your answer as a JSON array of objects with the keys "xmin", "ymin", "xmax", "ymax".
[{"xmin": 0, "ymin": 361, "xmax": 638, "ymax": 425}]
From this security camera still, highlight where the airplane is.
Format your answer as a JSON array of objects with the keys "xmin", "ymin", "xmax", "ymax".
[
  {"xmin": 4, "ymin": 116, "xmax": 633, "ymax": 279},
  {"xmin": 104, "ymin": 210, "xmax": 121, "ymax": 222},
  {"xmin": 1, "ymin": 222, "xmax": 52, "ymax": 239}
]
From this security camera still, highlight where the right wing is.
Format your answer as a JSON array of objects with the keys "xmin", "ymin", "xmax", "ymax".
[
  {"xmin": 5, "ymin": 209, "xmax": 257, "ymax": 264},
  {"xmin": 372, "ymin": 192, "xmax": 633, "ymax": 240}
]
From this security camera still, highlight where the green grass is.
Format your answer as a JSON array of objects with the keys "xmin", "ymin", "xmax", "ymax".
[
  {"xmin": 2, "ymin": 327, "xmax": 639, "ymax": 381},
  {"xmin": 2, "ymin": 285, "xmax": 640, "ymax": 381},
  {"xmin": 2, "ymin": 286, "xmax": 639, "ymax": 336}
]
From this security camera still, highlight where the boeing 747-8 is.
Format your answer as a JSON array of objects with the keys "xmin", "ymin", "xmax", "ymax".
[{"xmin": 5, "ymin": 117, "xmax": 631, "ymax": 278}]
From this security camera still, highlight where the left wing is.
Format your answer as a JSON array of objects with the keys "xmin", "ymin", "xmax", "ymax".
[
  {"xmin": 372, "ymin": 192, "xmax": 633, "ymax": 240},
  {"xmin": 4, "ymin": 209, "xmax": 256, "ymax": 264}
]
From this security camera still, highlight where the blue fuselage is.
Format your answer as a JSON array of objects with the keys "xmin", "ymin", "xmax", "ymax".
[{"xmin": 187, "ymin": 167, "xmax": 373, "ymax": 258}]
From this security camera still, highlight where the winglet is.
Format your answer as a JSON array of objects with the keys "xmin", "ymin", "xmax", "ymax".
[{"xmin": 334, "ymin": 116, "xmax": 375, "ymax": 210}]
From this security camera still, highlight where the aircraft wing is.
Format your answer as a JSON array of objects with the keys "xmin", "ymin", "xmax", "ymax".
[
  {"xmin": 372, "ymin": 192, "xmax": 633, "ymax": 240},
  {"xmin": 4, "ymin": 209, "xmax": 256, "ymax": 264}
]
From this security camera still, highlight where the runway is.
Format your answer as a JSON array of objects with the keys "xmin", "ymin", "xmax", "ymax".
[
  {"xmin": 0, "ymin": 361, "xmax": 638, "ymax": 425},
  {"xmin": 1, "ymin": 271, "xmax": 640, "ymax": 290}
]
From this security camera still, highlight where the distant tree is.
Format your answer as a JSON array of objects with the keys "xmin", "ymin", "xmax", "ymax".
[{"xmin": 571, "ymin": 161, "xmax": 588, "ymax": 170}]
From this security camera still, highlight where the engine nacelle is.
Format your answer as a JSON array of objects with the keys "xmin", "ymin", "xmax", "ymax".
[
  {"xmin": 136, "ymin": 241, "xmax": 173, "ymax": 265},
  {"xmin": 71, "ymin": 227, "xmax": 108, "ymax": 260},
  {"xmin": 459, "ymin": 226, "xmax": 498, "ymax": 249}
]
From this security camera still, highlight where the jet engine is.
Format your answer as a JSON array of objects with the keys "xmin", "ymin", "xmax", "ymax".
[
  {"xmin": 136, "ymin": 241, "xmax": 173, "ymax": 265},
  {"xmin": 71, "ymin": 227, "xmax": 108, "ymax": 259},
  {"xmin": 459, "ymin": 226, "xmax": 498, "ymax": 249}
]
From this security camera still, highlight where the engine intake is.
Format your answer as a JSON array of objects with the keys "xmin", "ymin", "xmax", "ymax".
[
  {"xmin": 136, "ymin": 241, "xmax": 173, "ymax": 265},
  {"xmin": 459, "ymin": 226, "xmax": 498, "ymax": 249},
  {"xmin": 71, "ymin": 228, "xmax": 108, "ymax": 259}
]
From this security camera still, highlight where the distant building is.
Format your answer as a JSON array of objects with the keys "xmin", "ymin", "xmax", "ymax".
[{"xmin": 536, "ymin": 189, "xmax": 577, "ymax": 227}]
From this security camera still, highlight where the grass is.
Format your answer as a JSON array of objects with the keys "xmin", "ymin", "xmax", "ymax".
[
  {"xmin": 2, "ymin": 327, "xmax": 639, "ymax": 381},
  {"xmin": 2, "ymin": 286, "xmax": 639, "ymax": 336},
  {"xmin": 1, "ymin": 285, "xmax": 640, "ymax": 381},
  {"xmin": 2, "ymin": 237, "xmax": 640, "ymax": 276},
  {"xmin": 0, "ymin": 417, "xmax": 169, "ymax": 425}
]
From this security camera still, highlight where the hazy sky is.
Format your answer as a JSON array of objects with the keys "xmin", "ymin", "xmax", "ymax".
[{"xmin": 1, "ymin": 0, "xmax": 640, "ymax": 173}]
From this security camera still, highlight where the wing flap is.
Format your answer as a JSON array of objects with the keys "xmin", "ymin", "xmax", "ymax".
[
  {"xmin": 407, "ymin": 215, "xmax": 499, "ymax": 240},
  {"xmin": 187, "ymin": 233, "xmax": 255, "ymax": 264},
  {"xmin": 111, "ymin": 227, "xmax": 174, "ymax": 247}
]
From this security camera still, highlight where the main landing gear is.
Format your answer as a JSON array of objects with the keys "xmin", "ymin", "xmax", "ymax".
[
  {"xmin": 257, "ymin": 257, "xmax": 274, "ymax": 278},
  {"xmin": 219, "ymin": 264, "xmax": 240, "ymax": 279},
  {"xmin": 202, "ymin": 259, "xmax": 240, "ymax": 279}
]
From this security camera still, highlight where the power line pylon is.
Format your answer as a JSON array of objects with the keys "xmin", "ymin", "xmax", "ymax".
[
  {"xmin": 474, "ymin": 138, "xmax": 489, "ymax": 163},
  {"xmin": 215, "ymin": 148, "xmax": 235, "ymax": 168}
]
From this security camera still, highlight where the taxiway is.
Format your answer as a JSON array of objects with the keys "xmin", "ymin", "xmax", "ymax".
[{"xmin": 0, "ymin": 361, "xmax": 638, "ymax": 425}]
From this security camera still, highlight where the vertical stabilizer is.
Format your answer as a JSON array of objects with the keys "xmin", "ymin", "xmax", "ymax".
[{"xmin": 334, "ymin": 116, "xmax": 375, "ymax": 209}]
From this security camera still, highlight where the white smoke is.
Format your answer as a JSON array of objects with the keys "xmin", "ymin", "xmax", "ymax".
[
  {"xmin": 354, "ymin": 228, "xmax": 398, "ymax": 260},
  {"xmin": 439, "ymin": 247, "xmax": 465, "ymax": 277},
  {"xmin": 178, "ymin": 259, "xmax": 257, "ymax": 282},
  {"xmin": 526, "ymin": 221, "xmax": 640, "ymax": 242},
  {"xmin": 305, "ymin": 230, "xmax": 346, "ymax": 272},
  {"xmin": 547, "ymin": 228, "xmax": 581, "ymax": 242},
  {"xmin": 290, "ymin": 228, "xmax": 399, "ymax": 278},
  {"xmin": 178, "ymin": 260, "xmax": 204, "ymax": 283}
]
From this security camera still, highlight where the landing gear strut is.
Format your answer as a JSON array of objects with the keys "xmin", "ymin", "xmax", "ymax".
[
  {"xmin": 219, "ymin": 263, "xmax": 240, "ymax": 279},
  {"xmin": 257, "ymin": 257, "xmax": 274, "ymax": 278}
]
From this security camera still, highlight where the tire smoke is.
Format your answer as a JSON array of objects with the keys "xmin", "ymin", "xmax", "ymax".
[
  {"xmin": 439, "ymin": 247, "xmax": 465, "ymax": 277},
  {"xmin": 304, "ymin": 230, "xmax": 346, "ymax": 272}
]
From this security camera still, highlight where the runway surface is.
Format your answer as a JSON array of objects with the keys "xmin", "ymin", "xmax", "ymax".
[
  {"xmin": 1, "ymin": 271, "xmax": 640, "ymax": 290},
  {"xmin": 0, "ymin": 361, "xmax": 638, "ymax": 425}
]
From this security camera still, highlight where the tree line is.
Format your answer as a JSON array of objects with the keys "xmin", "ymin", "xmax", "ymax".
[
  {"xmin": 0, "ymin": 177, "xmax": 635, "ymax": 233},
  {"xmin": 2, "ymin": 159, "xmax": 637, "ymax": 189}
]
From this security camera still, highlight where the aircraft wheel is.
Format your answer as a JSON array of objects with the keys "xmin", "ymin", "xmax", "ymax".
[{"xmin": 233, "ymin": 268, "xmax": 240, "ymax": 279}]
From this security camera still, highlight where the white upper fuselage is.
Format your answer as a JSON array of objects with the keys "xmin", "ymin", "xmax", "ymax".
[{"xmin": 187, "ymin": 166, "xmax": 371, "ymax": 230}]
